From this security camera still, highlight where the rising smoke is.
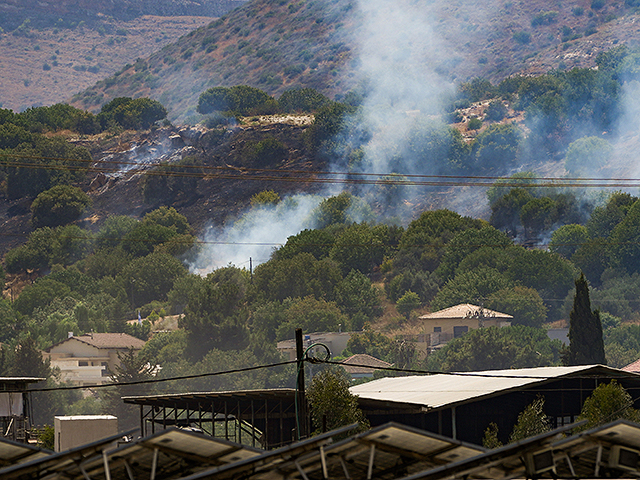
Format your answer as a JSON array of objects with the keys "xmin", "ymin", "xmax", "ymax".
[{"xmin": 189, "ymin": 0, "xmax": 500, "ymax": 273}]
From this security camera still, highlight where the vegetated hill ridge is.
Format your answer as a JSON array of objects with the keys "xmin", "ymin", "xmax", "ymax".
[{"xmin": 71, "ymin": 0, "xmax": 640, "ymax": 121}]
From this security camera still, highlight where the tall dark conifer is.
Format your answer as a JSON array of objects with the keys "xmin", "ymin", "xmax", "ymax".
[{"xmin": 565, "ymin": 273, "xmax": 606, "ymax": 365}]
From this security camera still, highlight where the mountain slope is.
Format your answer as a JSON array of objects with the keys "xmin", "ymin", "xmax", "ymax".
[{"xmin": 71, "ymin": 0, "xmax": 640, "ymax": 121}]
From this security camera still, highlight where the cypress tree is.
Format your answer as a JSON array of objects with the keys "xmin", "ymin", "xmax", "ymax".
[{"xmin": 565, "ymin": 273, "xmax": 606, "ymax": 365}]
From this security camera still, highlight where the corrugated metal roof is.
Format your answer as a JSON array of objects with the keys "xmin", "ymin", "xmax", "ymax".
[
  {"xmin": 350, "ymin": 365, "xmax": 633, "ymax": 410},
  {"xmin": 419, "ymin": 304, "xmax": 512, "ymax": 320}
]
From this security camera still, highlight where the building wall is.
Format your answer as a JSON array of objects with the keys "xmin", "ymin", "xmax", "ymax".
[
  {"xmin": 54, "ymin": 415, "xmax": 118, "ymax": 452},
  {"xmin": 47, "ymin": 338, "xmax": 102, "ymax": 357}
]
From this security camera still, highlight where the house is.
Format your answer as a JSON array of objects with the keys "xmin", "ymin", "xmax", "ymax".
[
  {"xmin": 277, "ymin": 332, "xmax": 352, "ymax": 361},
  {"xmin": 419, "ymin": 304, "xmax": 512, "ymax": 350},
  {"xmin": 43, "ymin": 333, "xmax": 146, "ymax": 386},
  {"xmin": 341, "ymin": 354, "xmax": 392, "ymax": 379},
  {"xmin": 622, "ymin": 358, "xmax": 640, "ymax": 373}
]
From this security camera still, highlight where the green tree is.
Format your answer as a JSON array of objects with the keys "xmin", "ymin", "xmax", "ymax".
[
  {"xmin": 508, "ymin": 396, "xmax": 552, "ymax": 442},
  {"xmin": 101, "ymin": 348, "xmax": 155, "ymax": 431},
  {"xmin": 395, "ymin": 209, "xmax": 482, "ymax": 274},
  {"xmin": 11, "ymin": 336, "xmax": 51, "ymax": 377},
  {"xmin": 278, "ymin": 88, "xmax": 330, "ymax": 112},
  {"xmin": 251, "ymin": 253, "xmax": 342, "ymax": 304},
  {"xmin": 13, "ymin": 278, "xmax": 72, "ymax": 316},
  {"xmin": 435, "ymin": 226, "xmax": 513, "ymax": 282},
  {"xmin": 251, "ymin": 190, "xmax": 280, "ymax": 208},
  {"xmin": 426, "ymin": 326, "xmax": 562, "ymax": 372},
  {"xmin": 274, "ymin": 229, "xmax": 335, "ymax": 261},
  {"xmin": 98, "ymin": 97, "xmax": 167, "ymax": 130},
  {"xmin": 30, "ymin": 185, "xmax": 91, "ymax": 228},
  {"xmin": 549, "ymin": 224, "xmax": 588, "ymax": 259},
  {"xmin": 307, "ymin": 368, "xmax": 369, "ymax": 436},
  {"xmin": 197, "ymin": 85, "xmax": 276, "ymax": 116},
  {"xmin": 564, "ymin": 136, "xmax": 613, "ymax": 176},
  {"xmin": 431, "ymin": 267, "xmax": 514, "ymax": 311},
  {"xmin": 586, "ymin": 192, "xmax": 637, "ymax": 239},
  {"xmin": 486, "ymin": 286, "xmax": 547, "ymax": 328},
  {"xmin": 396, "ymin": 291, "xmax": 421, "ymax": 319},
  {"xmin": 334, "ymin": 270, "xmax": 381, "ymax": 326},
  {"xmin": 576, "ymin": 381, "xmax": 640, "ymax": 431},
  {"xmin": 5, "ymin": 135, "xmax": 91, "ymax": 199},
  {"xmin": 179, "ymin": 267, "xmax": 250, "ymax": 359},
  {"xmin": 329, "ymin": 223, "xmax": 386, "ymax": 275},
  {"xmin": 471, "ymin": 123, "xmax": 521, "ymax": 173},
  {"xmin": 564, "ymin": 274, "xmax": 606, "ymax": 365},
  {"xmin": 490, "ymin": 188, "xmax": 534, "ymax": 235},
  {"xmin": 243, "ymin": 137, "xmax": 288, "ymax": 166},
  {"xmin": 486, "ymin": 100, "xmax": 508, "ymax": 121},
  {"xmin": 275, "ymin": 296, "xmax": 348, "ymax": 342},
  {"xmin": 406, "ymin": 120, "xmax": 471, "ymax": 173},
  {"xmin": 610, "ymin": 200, "xmax": 640, "ymax": 274},
  {"xmin": 309, "ymin": 192, "xmax": 375, "ymax": 229},
  {"xmin": 482, "ymin": 423, "xmax": 503, "ymax": 449},
  {"xmin": 116, "ymin": 252, "xmax": 188, "ymax": 308},
  {"xmin": 520, "ymin": 197, "xmax": 557, "ymax": 238}
]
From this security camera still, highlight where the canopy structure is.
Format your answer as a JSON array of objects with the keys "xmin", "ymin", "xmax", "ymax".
[{"xmin": 123, "ymin": 389, "xmax": 300, "ymax": 449}]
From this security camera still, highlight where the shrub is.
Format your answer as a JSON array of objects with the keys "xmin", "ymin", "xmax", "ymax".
[
  {"xmin": 468, "ymin": 118, "xmax": 483, "ymax": 130},
  {"xmin": 31, "ymin": 185, "xmax": 91, "ymax": 228},
  {"xmin": 513, "ymin": 31, "xmax": 531, "ymax": 45}
]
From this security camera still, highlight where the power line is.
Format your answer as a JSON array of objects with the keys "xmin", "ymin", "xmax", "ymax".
[
  {"xmin": 3, "ymin": 152, "xmax": 640, "ymax": 188},
  {"xmin": 27, "ymin": 360, "xmax": 298, "ymax": 393},
  {"xmin": 23, "ymin": 358, "xmax": 637, "ymax": 394}
]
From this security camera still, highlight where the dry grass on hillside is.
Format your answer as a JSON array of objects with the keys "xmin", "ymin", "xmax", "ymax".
[{"xmin": 0, "ymin": 15, "xmax": 214, "ymax": 112}]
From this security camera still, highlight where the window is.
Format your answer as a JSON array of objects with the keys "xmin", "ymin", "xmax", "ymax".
[
  {"xmin": 434, "ymin": 327, "xmax": 442, "ymax": 333},
  {"xmin": 556, "ymin": 415, "xmax": 573, "ymax": 427},
  {"xmin": 453, "ymin": 326, "xmax": 468, "ymax": 338},
  {"xmin": 78, "ymin": 361, "xmax": 88, "ymax": 367}
]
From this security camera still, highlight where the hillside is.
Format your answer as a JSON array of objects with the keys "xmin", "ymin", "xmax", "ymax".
[
  {"xmin": 0, "ymin": 0, "xmax": 245, "ymax": 30},
  {"xmin": 70, "ymin": 0, "xmax": 640, "ymax": 121},
  {"xmin": 0, "ymin": 16, "xmax": 216, "ymax": 112}
]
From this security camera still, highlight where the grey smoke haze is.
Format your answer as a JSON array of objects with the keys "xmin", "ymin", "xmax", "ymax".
[
  {"xmin": 189, "ymin": 0, "xmax": 500, "ymax": 273},
  {"xmin": 189, "ymin": 195, "xmax": 322, "ymax": 273},
  {"xmin": 351, "ymin": 0, "xmax": 454, "ymax": 173}
]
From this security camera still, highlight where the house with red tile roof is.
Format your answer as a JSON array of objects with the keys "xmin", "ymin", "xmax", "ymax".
[{"xmin": 43, "ymin": 333, "xmax": 146, "ymax": 385}]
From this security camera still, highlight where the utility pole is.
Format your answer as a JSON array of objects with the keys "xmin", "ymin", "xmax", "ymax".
[{"xmin": 295, "ymin": 328, "xmax": 308, "ymax": 439}]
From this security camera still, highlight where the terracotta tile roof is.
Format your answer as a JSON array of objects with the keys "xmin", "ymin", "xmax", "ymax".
[
  {"xmin": 70, "ymin": 333, "xmax": 146, "ymax": 350},
  {"xmin": 341, "ymin": 354, "xmax": 392, "ymax": 375},
  {"xmin": 622, "ymin": 359, "xmax": 640, "ymax": 372},
  {"xmin": 419, "ymin": 303, "xmax": 513, "ymax": 320}
]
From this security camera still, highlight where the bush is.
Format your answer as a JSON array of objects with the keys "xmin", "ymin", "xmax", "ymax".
[
  {"xmin": 396, "ymin": 291, "xmax": 420, "ymax": 319},
  {"xmin": 513, "ymin": 31, "xmax": 531, "ymax": 45},
  {"xmin": 485, "ymin": 100, "xmax": 507, "ymax": 121},
  {"xmin": 468, "ymin": 118, "xmax": 483, "ymax": 130},
  {"xmin": 278, "ymin": 88, "xmax": 330, "ymax": 112},
  {"xmin": 31, "ymin": 185, "xmax": 91, "ymax": 228},
  {"xmin": 243, "ymin": 138, "xmax": 288, "ymax": 165},
  {"xmin": 196, "ymin": 85, "xmax": 277, "ymax": 116},
  {"xmin": 98, "ymin": 97, "xmax": 167, "ymax": 130}
]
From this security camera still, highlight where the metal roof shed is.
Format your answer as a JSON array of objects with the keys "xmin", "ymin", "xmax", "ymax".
[
  {"xmin": 350, "ymin": 365, "xmax": 640, "ymax": 446},
  {"xmin": 123, "ymin": 389, "xmax": 300, "ymax": 449}
]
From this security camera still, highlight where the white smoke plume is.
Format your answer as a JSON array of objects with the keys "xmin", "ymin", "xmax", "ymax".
[
  {"xmin": 189, "ymin": 194, "xmax": 322, "ymax": 273},
  {"xmin": 351, "ymin": 0, "xmax": 454, "ymax": 174},
  {"xmin": 189, "ymin": 0, "xmax": 502, "ymax": 273}
]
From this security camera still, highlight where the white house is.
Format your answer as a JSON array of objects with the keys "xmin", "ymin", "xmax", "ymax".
[{"xmin": 43, "ymin": 333, "xmax": 146, "ymax": 385}]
